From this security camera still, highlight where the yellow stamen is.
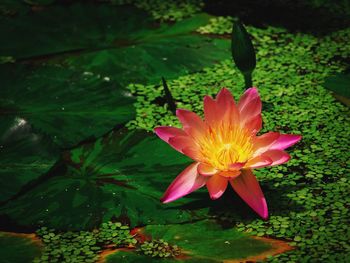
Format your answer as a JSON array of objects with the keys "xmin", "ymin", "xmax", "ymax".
[{"xmin": 197, "ymin": 122, "xmax": 253, "ymax": 171}]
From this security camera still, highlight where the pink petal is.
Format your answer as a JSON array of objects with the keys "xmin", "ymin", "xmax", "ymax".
[
  {"xmin": 219, "ymin": 170, "xmax": 241, "ymax": 178},
  {"xmin": 245, "ymin": 155, "xmax": 273, "ymax": 169},
  {"xmin": 161, "ymin": 163, "xmax": 207, "ymax": 203},
  {"xmin": 240, "ymin": 97, "xmax": 262, "ymax": 126},
  {"xmin": 216, "ymin": 88, "xmax": 239, "ymax": 124},
  {"xmin": 253, "ymin": 132, "xmax": 280, "ymax": 155},
  {"xmin": 230, "ymin": 169, "xmax": 268, "ymax": 219},
  {"xmin": 269, "ymin": 134, "xmax": 302, "ymax": 151},
  {"xmin": 229, "ymin": 162, "xmax": 246, "ymax": 170},
  {"xmin": 176, "ymin": 109, "xmax": 206, "ymax": 138},
  {"xmin": 197, "ymin": 163, "xmax": 217, "ymax": 176},
  {"xmin": 262, "ymin": 150, "xmax": 290, "ymax": 166},
  {"xmin": 238, "ymin": 87, "xmax": 259, "ymax": 112},
  {"xmin": 203, "ymin": 95, "xmax": 218, "ymax": 126},
  {"xmin": 204, "ymin": 89, "xmax": 239, "ymax": 127},
  {"xmin": 244, "ymin": 114, "xmax": 262, "ymax": 134},
  {"xmin": 216, "ymin": 88, "xmax": 235, "ymax": 104},
  {"xmin": 168, "ymin": 136, "xmax": 198, "ymax": 154},
  {"xmin": 182, "ymin": 147, "xmax": 203, "ymax": 161},
  {"xmin": 154, "ymin": 126, "xmax": 186, "ymax": 143},
  {"xmin": 206, "ymin": 174, "xmax": 228, "ymax": 200}
]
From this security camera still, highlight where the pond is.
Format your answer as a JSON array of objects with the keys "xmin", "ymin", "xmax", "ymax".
[{"xmin": 0, "ymin": 1, "xmax": 349, "ymax": 262}]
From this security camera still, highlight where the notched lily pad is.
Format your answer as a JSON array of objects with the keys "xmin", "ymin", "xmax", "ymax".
[
  {"xmin": 0, "ymin": 232, "xmax": 42, "ymax": 263},
  {"xmin": 0, "ymin": 128, "xmax": 209, "ymax": 230},
  {"xmin": 105, "ymin": 220, "xmax": 293, "ymax": 262}
]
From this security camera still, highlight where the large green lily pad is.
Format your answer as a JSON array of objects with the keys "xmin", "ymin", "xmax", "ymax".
[
  {"xmin": 0, "ymin": 4, "xmax": 230, "ymax": 82},
  {"xmin": 0, "ymin": 3, "xmax": 231, "ymax": 149},
  {"xmin": 0, "ymin": 2, "xmax": 233, "ymax": 232},
  {"xmin": 0, "ymin": 115, "xmax": 59, "ymax": 203},
  {"xmin": 0, "ymin": 232, "xmax": 42, "ymax": 263},
  {"xmin": 0, "ymin": 1, "xmax": 30, "ymax": 17},
  {"xmin": 0, "ymin": 129, "xmax": 211, "ymax": 230},
  {"xmin": 0, "ymin": 63, "xmax": 135, "ymax": 148},
  {"xmin": 106, "ymin": 220, "xmax": 272, "ymax": 262}
]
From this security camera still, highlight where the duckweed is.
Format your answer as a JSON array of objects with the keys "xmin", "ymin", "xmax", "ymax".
[
  {"xmin": 34, "ymin": 222, "xmax": 137, "ymax": 263},
  {"xmin": 126, "ymin": 19, "xmax": 350, "ymax": 262}
]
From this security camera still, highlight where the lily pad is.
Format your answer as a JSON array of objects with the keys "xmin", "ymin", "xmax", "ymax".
[
  {"xmin": 105, "ymin": 250, "xmax": 210, "ymax": 263},
  {"xmin": 0, "ymin": 63, "xmax": 135, "ymax": 148},
  {"xmin": 0, "ymin": 232, "xmax": 42, "ymax": 263},
  {"xmin": 0, "ymin": 4, "xmax": 230, "ymax": 82},
  {"xmin": 0, "ymin": 1, "xmax": 30, "ymax": 17},
  {"xmin": 105, "ymin": 220, "xmax": 273, "ymax": 262},
  {"xmin": 143, "ymin": 220, "xmax": 272, "ymax": 261},
  {"xmin": 0, "ymin": 129, "xmax": 210, "ymax": 230},
  {"xmin": 0, "ymin": 115, "xmax": 59, "ymax": 203},
  {"xmin": 324, "ymin": 72, "xmax": 350, "ymax": 107},
  {"xmin": 23, "ymin": 0, "xmax": 55, "ymax": 6}
]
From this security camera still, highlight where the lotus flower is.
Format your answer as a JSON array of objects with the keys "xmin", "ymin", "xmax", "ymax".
[{"xmin": 154, "ymin": 88, "xmax": 301, "ymax": 219}]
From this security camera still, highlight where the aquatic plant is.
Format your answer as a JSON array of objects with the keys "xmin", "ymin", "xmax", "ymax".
[
  {"xmin": 34, "ymin": 222, "xmax": 136, "ymax": 263},
  {"xmin": 138, "ymin": 239, "xmax": 181, "ymax": 258},
  {"xmin": 155, "ymin": 87, "xmax": 301, "ymax": 219}
]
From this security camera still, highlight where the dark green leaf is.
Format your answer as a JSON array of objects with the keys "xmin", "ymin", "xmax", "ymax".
[
  {"xmin": 0, "ymin": 129, "xmax": 209, "ymax": 230},
  {"xmin": 23, "ymin": 0, "xmax": 55, "ymax": 6},
  {"xmin": 0, "ymin": 232, "xmax": 42, "ymax": 263},
  {"xmin": 107, "ymin": 250, "xmax": 214, "ymax": 263},
  {"xmin": 0, "ymin": 4, "xmax": 230, "ymax": 82},
  {"xmin": 107, "ymin": 220, "xmax": 272, "ymax": 262},
  {"xmin": 324, "ymin": 73, "xmax": 350, "ymax": 106},
  {"xmin": 0, "ymin": 64, "xmax": 135, "ymax": 148},
  {"xmin": 143, "ymin": 220, "xmax": 271, "ymax": 260},
  {"xmin": 0, "ymin": 115, "xmax": 59, "ymax": 203}
]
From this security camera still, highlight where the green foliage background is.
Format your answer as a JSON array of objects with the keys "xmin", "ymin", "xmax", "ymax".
[{"xmin": 0, "ymin": 0, "xmax": 349, "ymax": 262}]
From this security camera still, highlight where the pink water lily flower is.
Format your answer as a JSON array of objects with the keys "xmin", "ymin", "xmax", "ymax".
[{"xmin": 154, "ymin": 88, "xmax": 301, "ymax": 219}]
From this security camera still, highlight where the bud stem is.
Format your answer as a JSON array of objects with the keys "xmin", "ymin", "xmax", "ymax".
[{"xmin": 243, "ymin": 72, "xmax": 253, "ymax": 89}]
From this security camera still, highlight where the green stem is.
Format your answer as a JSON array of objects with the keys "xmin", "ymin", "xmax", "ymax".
[{"xmin": 243, "ymin": 72, "xmax": 253, "ymax": 89}]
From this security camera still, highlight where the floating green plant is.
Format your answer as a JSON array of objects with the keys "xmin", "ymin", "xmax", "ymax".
[
  {"xmin": 138, "ymin": 239, "xmax": 181, "ymax": 258},
  {"xmin": 34, "ymin": 222, "xmax": 137, "ymax": 263}
]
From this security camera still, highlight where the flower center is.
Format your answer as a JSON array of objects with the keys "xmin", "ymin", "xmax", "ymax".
[{"xmin": 198, "ymin": 123, "xmax": 253, "ymax": 171}]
